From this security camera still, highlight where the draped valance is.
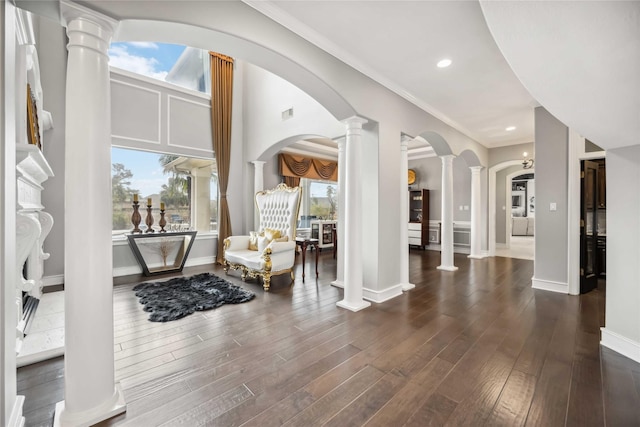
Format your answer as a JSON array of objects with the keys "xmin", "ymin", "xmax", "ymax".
[{"xmin": 279, "ymin": 153, "xmax": 338, "ymax": 182}]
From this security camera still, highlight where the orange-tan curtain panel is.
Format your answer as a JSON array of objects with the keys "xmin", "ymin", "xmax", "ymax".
[
  {"xmin": 279, "ymin": 153, "xmax": 338, "ymax": 182},
  {"xmin": 283, "ymin": 176, "xmax": 301, "ymax": 188},
  {"xmin": 210, "ymin": 52, "xmax": 234, "ymax": 264}
]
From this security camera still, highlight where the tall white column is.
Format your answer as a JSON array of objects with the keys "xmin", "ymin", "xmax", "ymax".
[
  {"xmin": 331, "ymin": 137, "xmax": 346, "ymax": 288},
  {"xmin": 437, "ymin": 154, "xmax": 458, "ymax": 271},
  {"xmin": 2, "ymin": 3, "xmax": 25, "ymax": 426},
  {"xmin": 55, "ymin": 2, "xmax": 126, "ymax": 426},
  {"xmin": 336, "ymin": 117, "xmax": 371, "ymax": 312},
  {"xmin": 192, "ymin": 165, "xmax": 212, "ymax": 232},
  {"xmin": 251, "ymin": 160, "xmax": 265, "ymax": 230},
  {"xmin": 399, "ymin": 138, "xmax": 415, "ymax": 290},
  {"xmin": 468, "ymin": 166, "xmax": 484, "ymax": 259}
]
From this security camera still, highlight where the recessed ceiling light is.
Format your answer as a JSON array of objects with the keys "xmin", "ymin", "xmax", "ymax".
[
  {"xmin": 437, "ymin": 58, "xmax": 452, "ymax": 68},
  {"xmin": 505, "ymin": 126, "xmax": 516, "ymax": 131}
]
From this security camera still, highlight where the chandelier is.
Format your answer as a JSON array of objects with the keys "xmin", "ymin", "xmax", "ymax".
[{"xmin": 522, "ymin": 152, "xmax": 534, "ymax": 169}]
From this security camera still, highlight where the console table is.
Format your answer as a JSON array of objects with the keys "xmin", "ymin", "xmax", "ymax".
[
  {"xmin": 127, "ymin": 231, "xmax": 197, "ymax": 276},
  {"xmin": 295, "ymin": 237, "xmax": 319, "ymax": 281}
]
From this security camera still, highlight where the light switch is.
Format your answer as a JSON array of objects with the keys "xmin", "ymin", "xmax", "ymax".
[
  {"xmin": 459, "ymin": 205, "xmax": 463, "ymax": 210},
  {"xmin": 550, "ymin": 202, "xmax": 557, "ymax": 211},
  {"xmin": 464, "ymin": 205, "xmax": 469, "ymax": 211}
]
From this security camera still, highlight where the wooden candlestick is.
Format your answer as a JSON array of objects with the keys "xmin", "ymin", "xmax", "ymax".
[
  {"xmin": 159, "ymin": 209, "xmax": 167, "ymax": 233},
  {"xmin": 145, "ymin": 204, "xmax": 155, "ymax": 233},
  {"xmin": 131, "ymin": 201, "xmax": 142, "ymax": 234}
]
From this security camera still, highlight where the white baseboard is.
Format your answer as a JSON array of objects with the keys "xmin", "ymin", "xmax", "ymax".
[
  {"xmin": 112, "ymin": 265, "xmax": 142, "ymax": 278},
  {"xmin": 467, "ymin": 254, "xmax": 486, "ymax": 259},
  {"xmin": 437, "ymin": 265, "xmax": 459, "ymax": 272},
  {"xmin": 422, "ymin": 244, "xmax": 470, "ymax": 255},
  {"xmin": 399, "ymin": 282, "xmax": 415, "ymax": 291},
  {"xmin": 601, "ymin": 328, "xmax": 640, "ymax": 364},
  {"xmin": 330, "ymin": 280, "xmax": 344, "ymax": 288},
  {"xmin": 363, "ymin": 284, "xmax": 403, "ymax": 303},
  {"xmin": 112, "ymin": 256, "xmax": 216, "ymax": 278},
  {"xmin": 495, "ymin": 243, "xmax": 507, "ymax": 249},
  {"xmin": 185, "ymin": 256, "xmax": 216, "ymax": 268},
  {"xmin": 17, "ymin": 345, "xmax": 64, "ymax": 368},
  {"xmin": 8, "ymin": 396, "xmax": 25, "ymax": 427},
  {"xmin": 336, "ymin": 299, "xmax": 371, "ymax": 312},
  {"xmin": 42, "ymin": 274, "xmax": 64, "ymax": 287},
  {"xmin": 531, "ymin": 277, "xmax": 568, "ymax": 293},
  {"xmin": 481, "ymin": 250, "xmax": 490, "ymax": 257}
]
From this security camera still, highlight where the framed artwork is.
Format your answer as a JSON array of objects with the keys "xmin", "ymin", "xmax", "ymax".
[{"xmin": 26, "ymin": 84, "xmax": 41, "ymax": 150}]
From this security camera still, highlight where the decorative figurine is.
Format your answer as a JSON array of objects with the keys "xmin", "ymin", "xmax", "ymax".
[{"xmin": 131, "ymin": 194, "xmax": 142, "ymax": 234}]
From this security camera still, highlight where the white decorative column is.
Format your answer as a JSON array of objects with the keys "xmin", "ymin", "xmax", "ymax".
[
  {"xmin": 192, "ymin": 165, "xmax": 212, "ymax": 232},
  {"xmin": 399, "ymin": 137, "xmax": 415, "ymax": 290},
  {"xmin": 331, "ymin": 137, "xmax": 346, "ymax": 289},
  {"xmin": 336, "ymin": 117, "xmax": 370, "ymax": 312},
  {"xmin": 4, "ymin": 4, "xmax": 24, "ymax": 426},
  {"xmin": 251, "ymin": 160, "xmax": 265, "ymax": 231},
  {"xmin": 468, "ymin": 166, "xmax": 484, "ymax": 259},
  {"xmin": 437, "ymin": 155, "xmax": 458, "ymax": 271},
  {"xmin": 55, "ymin": 2, "xmax": 126, "ymax": 426}
]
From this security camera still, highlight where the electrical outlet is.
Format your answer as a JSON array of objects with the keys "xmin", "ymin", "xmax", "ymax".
[{"xmin": 550, "ymin": 202, "xmax": 557, "ymax": 211}]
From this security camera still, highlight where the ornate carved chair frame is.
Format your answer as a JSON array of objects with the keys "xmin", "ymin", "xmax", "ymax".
[{"xmin": 223, "ymin": 183, "xmax": 301, "ymax": 291}]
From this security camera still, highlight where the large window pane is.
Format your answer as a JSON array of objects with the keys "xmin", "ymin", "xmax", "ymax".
[
  {"xmin": 112, "ymin": 147, "xmax": 217, "ymax": 233},
  {"xmin": 298, "ymin": 178, "xmax": 338, "ymax": 228}
]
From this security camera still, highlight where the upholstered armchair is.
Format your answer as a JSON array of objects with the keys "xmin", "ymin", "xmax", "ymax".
[{"xmin": 223, "ymin": 183, "xmax": 302, "ymax": 291}]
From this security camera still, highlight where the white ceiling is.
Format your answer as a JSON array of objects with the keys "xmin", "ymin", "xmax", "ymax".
[
  {"xmin": 248, "ymin": 0, "xmax": 640, "ymax": 155},
  {"xmin": 246, "ymin": 0, "xmax": 538, "ymax": 150}
]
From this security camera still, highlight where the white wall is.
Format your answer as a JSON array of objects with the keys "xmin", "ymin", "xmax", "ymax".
[
  {"xmin": 242, "ymin": 62, "xmax": 344, "ymax": 162},
  {"xmin": 38, "ymin": 16, "xmax": 67, "ymax": 279},
  {"xmin": 533, "ymin": 107, "xmax": 569, "ymax": 292},
  {"xmin": 602, "ymin": 145, "xmax": 640, "ymax": 362},
  {"xmin": 110, "ymin": 69, "xmax": 213, "ymax": 158}
]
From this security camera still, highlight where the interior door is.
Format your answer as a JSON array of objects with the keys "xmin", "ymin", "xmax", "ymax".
[{"xmin": 580, "ymin": 160, "xmax": 599, "ymax": 293}]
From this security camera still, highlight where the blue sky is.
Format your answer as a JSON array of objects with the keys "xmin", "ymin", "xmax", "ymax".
[
  {"xmin": 112, "ymin": 147, "xmax": 168, "ymax": 198},
  {"xmin": 108, "ymin": 42, "xmax": 185, "ymax": 79}
]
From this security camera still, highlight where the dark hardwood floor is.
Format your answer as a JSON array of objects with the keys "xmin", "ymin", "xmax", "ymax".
[{"xmin": 17, "ymin": 250, "xmax": 640, "ymax": 426}]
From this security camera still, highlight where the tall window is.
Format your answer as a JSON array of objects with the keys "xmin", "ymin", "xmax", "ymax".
[
  {"xmin": 111, "ymin": 147, "xmax": 218, "ymax": 234},
  {"xmin": 298, "ymin": 178, "xmax": 338, "ymax": 228},
  {"xmin": 108, "ymin": 42, "xmax": 211, "ymax": 94}
]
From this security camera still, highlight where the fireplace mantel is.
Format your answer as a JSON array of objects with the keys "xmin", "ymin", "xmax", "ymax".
[{"xmin": 16, "ymin": 143, "xmax": 54, "ymax": 352}]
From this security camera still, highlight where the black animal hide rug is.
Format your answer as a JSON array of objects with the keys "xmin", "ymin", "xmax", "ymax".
[{"xmin": 133, "ymin": 272, "xmax": 255, "ymax": 322}]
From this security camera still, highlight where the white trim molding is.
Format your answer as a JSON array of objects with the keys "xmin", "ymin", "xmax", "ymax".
[
  {"xmin": 330, "ymin": 280, "xmax": 344, "ymax": 289},
  {"xmin": 8, "ymin": 396, "xmax": 25, "ymax": 427},
  {"xmin": 601, "ymin": 328, "xmax": 640, "ymax": 364},
  {"xmin": 362, "ymin": 284, "xmax": 403, "ymax": 304},
  {"xmin": 531, "ymin": 277, "xmax": 568, "ymax": 293},
  {"xmin": 42, "ymin": 274, "xmax": 64, "ymax": 287},
  {"xmin": 113, "ymin": 255, "xmax": 216, "ymax": 278},
  {"xmin": 17, "ymin": 345, "xmax": 64, "ymax": 368}
]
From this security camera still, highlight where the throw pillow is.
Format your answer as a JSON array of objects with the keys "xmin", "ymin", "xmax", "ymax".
[
  {"xmin": 248, "ymin": 231, "xmax": 259, "ymax": 251},
  {"xmin": 257, "ymin": 234, "xmax": 271, "ymax": 253},
  {"xmin": 264, "ymin": 228, "xmax": 282, "ymax": 241},
  {"xmin": 256, "ymin": 232, "xmax": 289, "ymax": 253}
]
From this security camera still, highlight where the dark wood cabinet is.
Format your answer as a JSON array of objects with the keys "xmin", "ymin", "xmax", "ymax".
[{"xmin": 408, "ymin": 189, "xmax": 429, "ymax": 248}]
